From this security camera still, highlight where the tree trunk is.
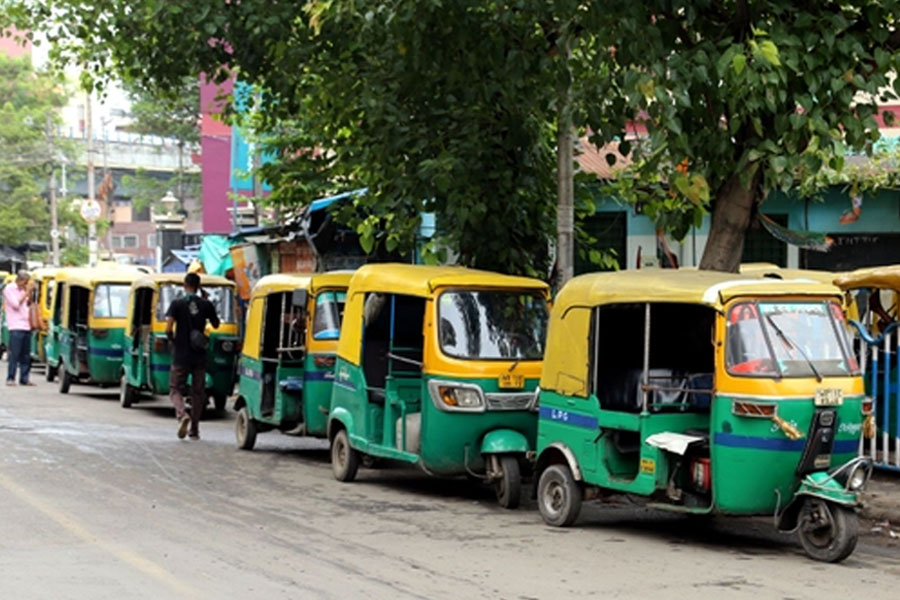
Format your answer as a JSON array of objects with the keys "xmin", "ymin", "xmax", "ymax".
[
  {"xmin": 698, "ymin": 169, "xmax": 761, "ymax": 272},
  {"xmin": 555, "ymin": 32, "xmax": 574, "ymax": 287}
]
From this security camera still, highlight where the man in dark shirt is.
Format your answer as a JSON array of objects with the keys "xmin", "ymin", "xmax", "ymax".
[{"xmin": 165, "ymin": 273, "xmax": 220, "ymax": 440}]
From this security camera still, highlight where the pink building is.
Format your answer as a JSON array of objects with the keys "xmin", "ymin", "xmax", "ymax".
[{"xmin": 200, "ymin": 78, "xmax": 234, "ymax": 233}]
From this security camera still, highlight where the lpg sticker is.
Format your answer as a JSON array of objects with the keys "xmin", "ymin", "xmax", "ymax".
[
  {"xmin": 640, "ymin": 458, "xmax": 656, "ymax": 475},
  {"xmin": 839, "ymin": 422, "xmax": 862, "ymax": 436}
]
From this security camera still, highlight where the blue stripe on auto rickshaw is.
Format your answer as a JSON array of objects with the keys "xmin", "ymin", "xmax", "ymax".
[
  {"xmin": 538, "ymin": 405, "xmax": 598, "ymax": 429},
  {"xmin": 241, "ymin": 366, "xmax": 261, "ymax": 380},
  {"xmin": 714, "ymin": 433, "xmax": 858, "ymax": 454},
  {"xmin": 89, "ymin": 347, "xmax": 123, "ymax": 357},
  {"xmin": 151, "ymin": 364, "xmax": 170, "ymax": 372},
  {"xmin": 334, "ymin": 379, "xmax": 356, "ymax": 392},
  {"xmin": 306, "ymin": 370, "xmax": 334, "ymax": 382}
]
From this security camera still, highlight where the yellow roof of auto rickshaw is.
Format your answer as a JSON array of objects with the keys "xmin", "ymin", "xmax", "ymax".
[
  {"xmin": 250, "ymin": 271, "xmax": 355, "ymax": 299},
  {"xmin": 31, "ymin": 267, "xmax": 61, "ymax": 280},
  {"xmin": 833, "ymin": 265, "xmax": 900, "ymax": 292},
  {"xmin": 554, "ymin": 269, "xmax": 842, "ymax": 313},
  {"xmin": 738, "ymin": 264, "xmax": 840, "ymax": 285},
  {"xmin": 346, "ymin": 263, "xmax": 549, "ymax": 298},
  {"xmin": 55, "ymin": 267, "xmax": 140, "ymax": 288},
  {"xmin": 132, "ymin": 273, "xmax": 235, "ymax": 291}
]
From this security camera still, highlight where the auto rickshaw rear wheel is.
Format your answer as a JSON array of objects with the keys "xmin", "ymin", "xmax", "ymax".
[
  {"xmin": 213, "ymin": 394, "xmax": 227, "ymax": 412},
  {"xmin": 797, "ymin": 498, "xmax": 858, "ymax": 563},
  {"xmin": 120, "ymin": 375, "xmax": 137, "ymax": 408},
  {"xmin": 235, "ymin": 407, "xmax": 257, "ymax": 450},
  {"xmin": 537, "ymin": 464, "xmax": 582, "ymax": 527},
  {"xmin": 490, "ymin": 455, "xmax": 522, "ymax": 509},
  {"xmin": 45, "ymin": 362, "xmax": 55, "ymax": 382},
  {"xmin": 58, "ymin": 362, "xmax": 71, "ymax": 394},
  {"xmin": 331, "ymin": 429, "xmax": 359, "ymax": 482}
]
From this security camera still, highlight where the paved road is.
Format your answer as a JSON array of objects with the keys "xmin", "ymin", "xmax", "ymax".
[{"xmin": 1, "ymin": 363, "xmax": 899, "ymax": 600}]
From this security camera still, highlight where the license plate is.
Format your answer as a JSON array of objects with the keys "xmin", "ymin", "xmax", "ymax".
[
  {"xmin": 814, "ymin": 388, "xmax": 843, "ymax": 407},
  {"xmin": 499, "ymin": 373, "xmax": 525, "ymax": 390}
]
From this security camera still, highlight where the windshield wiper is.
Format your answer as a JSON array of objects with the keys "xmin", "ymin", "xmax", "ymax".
[{"xmin": 764, "ymin": 313, "xmax": 823, "ymax": 382}]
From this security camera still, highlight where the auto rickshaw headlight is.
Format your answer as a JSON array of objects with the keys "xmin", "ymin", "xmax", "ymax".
[
  {"xmin": 221, "ymin": 340, "xmax": 235, "ymax": 353},
  {"xmin": 848, "ymin": 464, "xmax": 869, "ymax": 491},
  {"xmin": 441, "ymin": 387, "xmax": 482, "ymax": 409}
]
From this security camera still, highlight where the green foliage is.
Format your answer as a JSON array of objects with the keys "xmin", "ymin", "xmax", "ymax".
[
  {"xmin": 588, "ymin": 2, "xmax": 900, "ymax": 256},
  {"xmin": 123, "ymin": 76, "xmax": 200, "ymax": 145},
  {"xmin": 121, "ymin": 168, "xmax": 200, "ymax": 214},
  {"xmin": 0, "ymin": 53, "xmax": 68, "ymax": 247}
]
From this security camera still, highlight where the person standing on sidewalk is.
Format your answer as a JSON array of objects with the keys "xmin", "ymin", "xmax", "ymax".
[
  {"xmin": 165, "ymin": 273, "xmax": 220, "ymax": 440},
  {"xmin": 3, "ymin": 271, "xmax": 35, "ymax": 387}
]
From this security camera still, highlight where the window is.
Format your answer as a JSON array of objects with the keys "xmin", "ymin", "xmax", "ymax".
[
  {"xmin": 575, "ymin": 211, "xmax": 627, "ymax": 274},
  {"xmin": 147, "ymin": 233, "xmax": 157, "ymax": 248},
  {"xmin": 313, "ymin": 290, "xmax": 347, "ymax": 340},
  {"xmin": 112, "ymin": 234, "xmax": 139, "ymax": 250},
  {"xmin": 726, "ymin": 301, "xmax": 858, "ymax": 378},
  {"xmin": 438, "ymin": 290, "xmax": 548, "ymax": 360},
  {"xmin": 93, "ymin": 284, "xmax": 131, "ymax": 318},
  {"xmin": 742, "ymin": 213, "xmax": 787, "ymax": 266},
  {"xmin": 157, "ymin": 284, "xmax": 236, "ymax": 323}
]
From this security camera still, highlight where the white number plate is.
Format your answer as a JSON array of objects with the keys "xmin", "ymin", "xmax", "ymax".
[{"xmin": 814, "ymin": 388, "xmax": 843, "ymax": 407}]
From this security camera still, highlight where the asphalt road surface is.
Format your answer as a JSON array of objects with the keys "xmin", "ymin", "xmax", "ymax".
[{"xmin": 1, "ymin": 363, "xmax": 899, "ymax": 600}]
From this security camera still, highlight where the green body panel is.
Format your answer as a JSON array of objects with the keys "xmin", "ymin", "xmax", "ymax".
[
  {"xmin": 711, "ymin": 394, "xmax": 863, "ymax": 514},
  {"xmin": 237, "ymin": 353, "xmax": 334, "ymax": 436},
  {"xmin": 45, "ymin": 323, "xmax": 60, "ymax": 368},
  {"xmin": 480, "ymin": 429, "xmax": 530, "ymax": 454},
  {"xmin": 329, "ymin": 359, "xmax": 538, "ymax": 475},
  {"xmin": 125, "ymin": 331, "xmax": 237, "ymax": 397},
  {"xmin": 0, "ymin": 314, "xmax": 8, "ymax": 351},
  {"xmin": 60, "ymin": 326, "xmax": 126, "ymax": 384},
  {"xmin": 30, "ymin": 331, "xmax": 46, "ymax": 363},
  {"xmin": 536, "ymin": 390, "xmax": 864, "ymax": 516}
]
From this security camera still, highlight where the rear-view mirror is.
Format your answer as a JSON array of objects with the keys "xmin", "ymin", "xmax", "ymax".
[{"xmin": 292, "ymin": 288, "xmax": 309, "ymax": 308}]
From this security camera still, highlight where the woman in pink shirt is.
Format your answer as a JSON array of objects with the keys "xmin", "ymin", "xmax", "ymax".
[{"xmin": 3, "ymin": 271, "xmax": 35, "ymax": 386}]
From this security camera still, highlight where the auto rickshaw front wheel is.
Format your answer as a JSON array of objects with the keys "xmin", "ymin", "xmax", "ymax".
[
  {"xmin": 120, "ymin": 375, "xmax": 138, "ymax": 408},
  {"xmin": 331, "ymin": 429, "xmax": 360, "ymax": 482},
  {"xmin": 490, "ymin": 455, "xmax": 522, "ymax": 509},
  {"xmin": 797, "ymin": 498, "xmax": 858, "ymax": 563},
  {"xmin": 45, "ymin": 363, "xmax": 55, "ymax": 382},
  {"xmin": 58, "ymin": 363, "xmax": 71, "ymax": 394},
  {"xmin": 235, "ymin": 407, "xmax": 257, "ymax": 450},
  {"xmin": 537, "ymin": 464, "xmax": 582, "ymax": 527}
]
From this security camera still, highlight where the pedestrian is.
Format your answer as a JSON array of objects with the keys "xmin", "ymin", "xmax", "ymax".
[
  {"xmin": 165, "ymin": 272, "xmax": 220, "ymax": 440},
  {"xmin": 3, "ymin": 271, "xmax": 35, "ymax": 387}
]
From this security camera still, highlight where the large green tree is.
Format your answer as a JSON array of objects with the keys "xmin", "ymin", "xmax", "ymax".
[
  {"xmin": 592, "ymin": 1, "xmax": 900, "ymax": 271},
  {"xmin": 14, "ymin": 1, "xmax": 898, "ymax": 275},
  {"xmin": 0, "ymin": 52, "xmax": 68, "ymax": 247}
]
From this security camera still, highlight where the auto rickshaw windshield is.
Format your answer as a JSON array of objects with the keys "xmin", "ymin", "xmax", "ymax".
[
  {"xmin": 726, "ymin": 300, "xmax": 859, "ymax": 378},
  {"xmin": 93, "ymin": 284, "xmax": 131, "ymax": 318},
  {"xmin": 156, "ymin": 284, "xmax": 236, "ymax": 323},
  {"xmin": 438, "ymin": 290, "xmax": 548, "ymax": 360},
  {"xmin": 313, "ymin": 290, "xmax": 346, "ymax": 340}
]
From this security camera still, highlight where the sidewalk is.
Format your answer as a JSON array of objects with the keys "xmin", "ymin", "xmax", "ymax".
[{"xmin": 863, "ymin": 471, "xmax": 900, "ymax": 525}]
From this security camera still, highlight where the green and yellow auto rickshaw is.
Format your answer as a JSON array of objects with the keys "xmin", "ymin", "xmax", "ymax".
[
  {"xmin": 328, "ymin": 264, "xmax": 550, "ymax": 508},
  {"xmin": 233, "ymin": 271, "xmax": 354, "ymax": 449},
  {"xmin": 29, "ymin": 267, "xmax": 59, "ymax": 364},
  {"xmin": 533, "ymin": 270, "xmax": 871, "ymax": 562},
  {"xmin": 51, "ymin": 268, "xmax": 139, "ymax": 393},
  {"xmin": 120, "ymin": 273, "xmax": 241, "ymax": 410}
]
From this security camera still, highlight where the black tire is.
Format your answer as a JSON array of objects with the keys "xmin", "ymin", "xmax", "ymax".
[
  {"xmin": 58, "ymin": 362, "xmax": 71, "ymax": 394},
  {"xmin": 235, "ymin": 407, "xmax": 257, "ymax": 450},
  {"xmin": 213, "ymin": 393, "xmax": 228, "ymax": 412},
  {"xmin": 492, "ymin": 455, "xmax": 522, "ymax": 509},
  {"xmin": 797, "ymin": 499, "xmax": 858, "ymax": 563},
  {"xmin": 537, "ymin": 464, "xmax": 583, "ymax": 527},
  {"xmin": 119, "ymin": 375, "xmax": 137, "ymax": 408},
  {"xmin": 46, "ymin": 362, "xmax": 56, "ymax": 382},
  {"xmin": 331, "ymin": 428, "xmax": 360, "ymax": 482}
]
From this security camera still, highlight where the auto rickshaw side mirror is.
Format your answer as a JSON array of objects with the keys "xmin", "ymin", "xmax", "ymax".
[{"xmin": 292, "ymin": 288, "xmax": 309, "ymax": 309}]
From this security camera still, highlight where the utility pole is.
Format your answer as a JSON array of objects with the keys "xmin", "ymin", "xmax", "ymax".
[
  {"xmin": 555, "ymin": 26, "xmax": 575, "ymax": 287},
  {"xmin": 86, "ymin": 92, "xmax": 98, "ymax": 267},
  {"xmin": 46, "ymin": 112, "xmax": 60, "ymax": 267}
]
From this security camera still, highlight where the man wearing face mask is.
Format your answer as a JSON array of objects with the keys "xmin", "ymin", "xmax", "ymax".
[{"xmin": 165, "ymin": 272, "xmax": 220, "ymax": 440}]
